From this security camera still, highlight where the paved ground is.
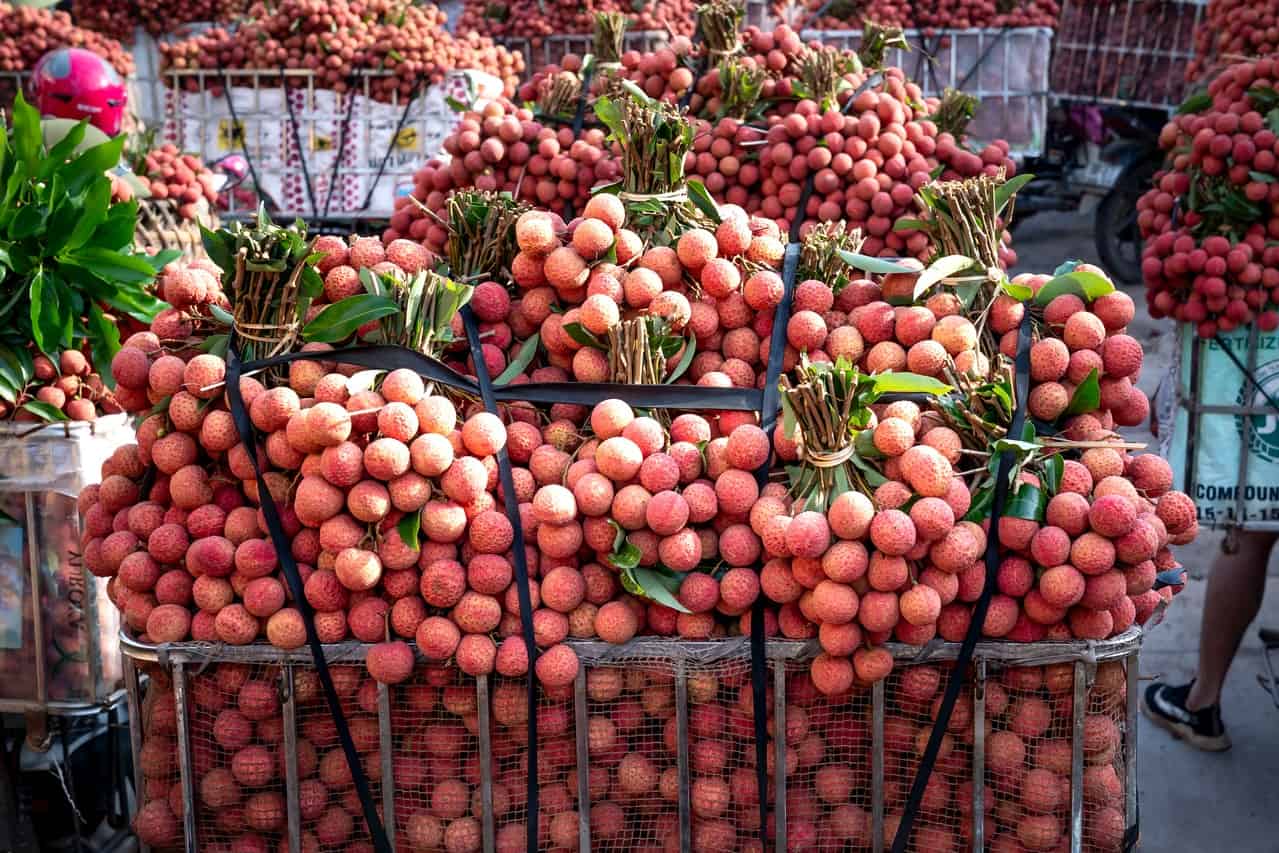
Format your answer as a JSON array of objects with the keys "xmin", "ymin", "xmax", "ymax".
[{"xmin": 1014, "ymin": 209, "xmax": 1279, "ymax": 853}]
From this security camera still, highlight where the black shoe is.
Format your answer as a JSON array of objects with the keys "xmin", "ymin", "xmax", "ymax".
[{"xmin": 1140, "ymin": 681, "xmax": 1231, "ymax": 752}]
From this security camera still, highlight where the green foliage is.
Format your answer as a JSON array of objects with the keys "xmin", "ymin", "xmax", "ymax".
[{"xmin": 0, "ymin": 94, "xmax": 170, "ymax": 380}]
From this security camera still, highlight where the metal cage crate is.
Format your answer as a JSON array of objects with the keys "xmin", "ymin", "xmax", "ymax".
[
  {"xmin": 122, "ymin": 628, "xmax": 1141, "ymax": 853},
  {"xmin": 1050, "ymin": 0, "xmax": 1204, "ymax": 110},
  {"xmin": 805, "ymin": 27, "xmax": 1054, "ymax": 159}
]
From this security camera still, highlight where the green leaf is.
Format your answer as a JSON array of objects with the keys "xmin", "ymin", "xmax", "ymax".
[
  {"xmin": 94, "ymin": 200, "xmax": 139, "ymax": 249},
  {"xmin": 1032, "ymin": 270, "xmax": 1115, "ymax": 307},
  {"xmin": 86, "ymin": 303, "xmax": 121, "ymax": 389},
  {"xmin": 61, "ymin": 247, "xmax": 160, "ymax": 284},
  {"xmin": 1041, "ymin": 454, "xmax": 1064, "ymax": 496},
  {"xmin": 208, "ymin": 304, "xmax": 235, "ymax": 326},
  {"xmin": 397, "ymin": 510, "xmax": 422, "ymax": 552},
  {"xmin": 41, "ymin": 120, "xmax": 87, "ymax": 179},
  {"xmin": 665, "ymin": 333, "xmax": 697, "ymax": 384},
  {"xmin": 593, "ymin": 96, "xmax": 627, "ymax": 143},
  {"xmin": 964, "ymin": 486, "xmax": 994, "ymax": 522},
  {"xmin": 994, "ymin": 173, "xmax": 1034, "ymax": 212},
  {"xmin": 1250, "ymin": 171, "xmax": 1277, "ymax": 184},
  {"xmin": 201, "ymin": 334, "xmax": 229, "ymax": 357},
  {"xmin": 302, "ymin": 294, "xmax": 401, "ymax": 343},
  {"xmin": 21, "ymin": 400, "xmax": 68, "ymax": 422},
  {"xmin": 836, "ymin": 251, "xmax": 920, "ymax": 275},
  {"xmin": 1002, "ymin": 483, "xmax": 1044, "ymax": 522},
  {"xmin": 60, "ymin": 178, "xmax": 112, "ymax": 253},
  {"xmin": 686, "ymin": 180, "xmax": 722, "ymax": 224},
  {"xmin": 1065, "ymin": 368, "xmax": 1101, "ymax": 415},
  {"xmin": 495, "ymin": 333, "xmax": 539, "ymax": 385},
  {"xmin": 29, "ymin": 269, "xmax": 67, "ymax": 355},
  {"xmin": 100, "ymin": 287, "xmax": 167, "ymax": 324},
  {"xmin": 1177, "ymin": 91, "xmax": 1212, "ymax": 115},
  {"xmin": 853, "ymin": 427, "xmax": 883, "ymax": 459},
  {"xmin": 913, "ymin": 254, "xmax": 974, "ymax": 300},
  {"xmin": 61, "ymin": 134, "xmax": 125, "ymax": 196},
  {"xmin": 561, "ymin": 321, "xmax": 606, "ymax": 351},
  {"xmin": 620, "ymin": 565, "xmax": 692, "ymax": 613},
  {"xmin": 1052, "ymin": 259, "xmax": 1082, "ymax": 277},
  {"xmin": 11, "ymin": 94, "xmax": 41, "ymax": 173},
  {"xmin": 868, "ymin": 372, "xmax": 952, "ymax": 396},
  {"xmin": 609, "ymin": 537, "xmax": 643, "ymax": 571},
  {"xmin": 999, "ymin": 279, "xmax": 1034, "ymax": 301},
  {"xmin": 893, "ymin": 217, "xmax": 929, "ymax": 232}
]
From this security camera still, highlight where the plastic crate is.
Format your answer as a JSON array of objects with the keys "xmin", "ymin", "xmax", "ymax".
[
  {"xmin": 0, "ymin": 416, "xmax": 134, "ymax": 713},
  {"xmin": 123, "ymin": 629, "xmax": 1141, "ymax": 853},
  {"xmin": 1050, "ymin": 0, "xmax": 1203, "ymax": 109},
  {"xmin": 805, "ymin": 27, "xmax": 1053, "ymax": 158}
]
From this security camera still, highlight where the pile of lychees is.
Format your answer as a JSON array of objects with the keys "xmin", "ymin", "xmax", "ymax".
[
  {"xmin": 1138, "ymin": 57, "xmax": 1279, "ymax": 335},
  {"xmin": 385, "ymin": 31, "xmax": 1017, "ymax": 264}
]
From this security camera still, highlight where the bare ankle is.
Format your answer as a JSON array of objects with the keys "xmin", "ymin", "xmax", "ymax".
[{"xmin": 1186, "ymin": 684, "xmax": 1218, "ymax": 712}]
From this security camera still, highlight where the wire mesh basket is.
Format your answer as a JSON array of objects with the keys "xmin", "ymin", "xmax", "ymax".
[
  {"xmin": 1050, "ymin": 0, "xmax": 1203, "ymax": 110},
  {"xmin": 122, "ymin": 628, "xmax": 1141, "ymax": 853},
  {"xmin": 804, "ymin": 28, "xmax": 1053, "ymax": 159}
]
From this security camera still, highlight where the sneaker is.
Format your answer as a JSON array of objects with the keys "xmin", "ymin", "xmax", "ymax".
[{"xmin": 1140, "ymin": 681, "xmax": 1232, "ymax": 752}]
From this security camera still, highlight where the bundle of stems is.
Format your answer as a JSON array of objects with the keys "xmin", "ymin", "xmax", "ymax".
[
  {"xmin": 698, "ymin": 0, "xmax": 743, "ymax": 58},
  {"xmin": 607, "ymin": 318, "xmax": 666, "ymax": 384},
  {"xmin": 796, "ymin": 44, "xmax": 857, "ymax": 110},
  {"xmin": 920, "ymin": 171, "xmax": 1007, "ymax": 271},
  {"xmin": 595, "ymin": 86, "xmax": 714, "ymax": 242},
  {"xmin": 778, "ymin": 358, "xmax": 875, "ymax": 508},
  {"xmin": 204, "ymin": 209, "xmax": 316, "ymax": 360},
  {"xmin": 593, "ymin": 12, "xmax": 626, "ymax": 65},
  {"xmin": 537, "ymin": 71, "xmax": 582, "ymax": 119},
  {"xmin": 375, "ymin": 270, "xmax": 472, "ymax": 357},
  {"xmin": 798, "ymin": 221, "xmax": 866, "ymax": 290},
  {"xmin": 716, "ymin": 57, "xmax": 766, "ymax": 119},
  {"xmin": 858, "ymin": 21, "xmax": 910, "ymax": 70},
  {"xmin": 932, "ymin": 87, "xmax": 980, "ymax": 138},
  {"xmin": 443, "ymin": 189, "xmax": 529, "ymax": 282}
]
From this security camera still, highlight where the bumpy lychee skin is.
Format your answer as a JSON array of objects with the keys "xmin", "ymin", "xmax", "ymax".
[
  {"xmin": 900, "ymin": 445, "xmax": 953, "ymax": 497},
  {"xmin": 869, "ymin": 509, "xmax": 916, "ymax": 556}
]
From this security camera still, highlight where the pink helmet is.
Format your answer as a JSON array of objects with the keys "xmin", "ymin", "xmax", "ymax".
[{"xmin": 32, "ymin": 48, "xmax": 127, "ymax": 137}]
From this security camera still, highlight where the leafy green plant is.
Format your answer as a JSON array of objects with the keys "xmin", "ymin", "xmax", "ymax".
[{"xmin": 0, "ymin": 94, "xmax": 172, "ymax": 385}]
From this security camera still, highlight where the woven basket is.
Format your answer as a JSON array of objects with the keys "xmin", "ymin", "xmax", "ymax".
[{"xmin": 133, "ymin": 198, "xmax": 218, "ymax": 262}]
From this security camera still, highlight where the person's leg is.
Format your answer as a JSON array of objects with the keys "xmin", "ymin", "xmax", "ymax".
[
  {"xmin": 1143, "ymin": 530, "xmax": 1275, "ymax": 751},
  {"xmin": 1186, "ymin": 531, "xmax": 1276, "ymax": 710}
]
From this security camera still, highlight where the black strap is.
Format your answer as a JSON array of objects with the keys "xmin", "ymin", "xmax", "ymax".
[
  {"xmin": 279, "ymin": 69, "xmax": 319, "ymax": 222},
  {"xmin": 224, "ymin": 339, "xmax": 392, "ymax": 853},
  {"xmin": 322, "ymin": 74, "xmax": 361, "ymax": 220},
  {"xmin": 889, "ymin": 313, "xmax": 1032, "ymax": 853},
  {"xmin": 216, "ymin": 65, "xmax": 266, "ymax": 204},
  {"xmin": 748, "ymin": 240, "xmax": 801, "ymax": 848},
  {"xmin": 359, "ymin": 74, "xmax": 427, "ymax": 213},
  {"xmin": 563, "ymin": 63, "xmax": 598, "ymax": 222},
  {"xmin": 239, "ymin": 344, "xmax": 772, "ymax": 411},
  {"xmin": 458, "ymin": 305, "xmax": 541, "ymax": 853}
]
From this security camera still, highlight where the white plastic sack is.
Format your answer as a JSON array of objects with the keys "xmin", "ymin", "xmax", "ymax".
[
  {"xmin": 0, "ymin": 413, "xmax": 135, "ymax": 498},
  {"xmin": 1170, "ymin": 327, "xmax": 1279, "ymax": 528}
]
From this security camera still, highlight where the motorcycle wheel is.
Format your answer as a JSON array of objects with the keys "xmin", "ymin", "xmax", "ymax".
[{"xmin": 1094, "ymin": 158, "xmax": 1157, "ymax": 285}]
